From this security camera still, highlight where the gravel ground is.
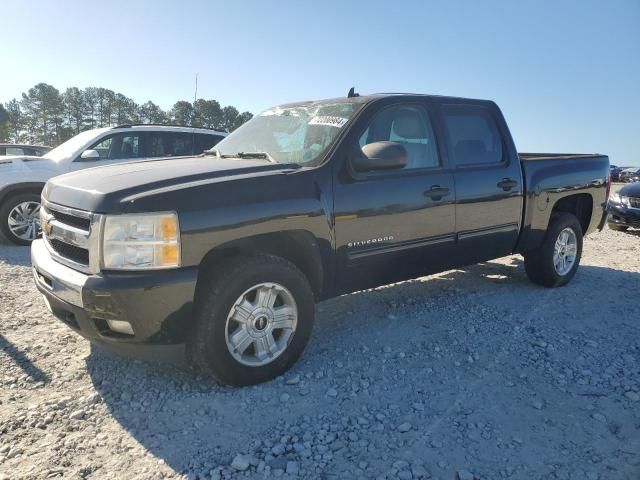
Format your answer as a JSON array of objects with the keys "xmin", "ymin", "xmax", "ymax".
[{"xmin": 1, "ymin": 208, "xmax": 639, "ymax": 479}]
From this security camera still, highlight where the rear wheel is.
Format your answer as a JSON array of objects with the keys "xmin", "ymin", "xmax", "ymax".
[
  {"xmin": 608, "ymin": 224, "xmax": 628, "ymax": 232},
  {"xmin": 524, "ymin": 213, "xmax": 583, "ymax": 288},
  {"xmin": 0, "ymin": 193, "xmax": 42, "ymax": 245},
  {"xmin": 190, "ymin": 255, "xmax": 315, "ymax": 386}
]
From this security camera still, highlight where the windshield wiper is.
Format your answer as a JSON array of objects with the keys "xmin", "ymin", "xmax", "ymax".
[
  {"xmin": 209, "ymin": 150, "xmax": 277, "ymax": 163},
  {"xmin": 206, "ymin": 150, "xmax": 297, "ymax": 167},
  {"xmin": 203, "ymin": 148, "xmax": 220, "ymax": 157},
  {"xmin": 234, "ymin": 151, "xmax": 277, "ymax": 163}
]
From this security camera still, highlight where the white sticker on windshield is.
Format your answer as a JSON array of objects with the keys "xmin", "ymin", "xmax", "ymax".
[{"xmin": 308, "ymin": 116, "xmax": 349, "ymax": 128}]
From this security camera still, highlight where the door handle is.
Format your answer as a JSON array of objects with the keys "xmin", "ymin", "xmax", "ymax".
[
  {"xmin": 424, "ymin": 185, "xmax": 450, "ymax": 200},
  {"xmin": 497, "ymin": 178, "xmax": 517, "ymax": 191}
]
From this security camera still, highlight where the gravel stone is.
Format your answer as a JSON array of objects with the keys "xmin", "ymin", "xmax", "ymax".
[
  {"xmin": 69, "ymin": 409, "xmax": 86, "ymax": 420},
  {"xmin": 397, "ymin": 422, "xmax": 412, "ymax": 433},
  {"xmin": 230, "ymin": 454, "xmax": 250, "ymax": 471}
]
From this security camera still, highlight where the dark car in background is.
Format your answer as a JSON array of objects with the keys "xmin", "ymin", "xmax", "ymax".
[
  {"xmin": 0, "ymin": 144, "xmax": 51, "ymax": 157},
  {"xmin": 610, "ymin": 165, "xmax": 621, "ymax": 182},
  {"xmin": 608, "ymin": 182, "xmax": 640, "ymax": 231}
]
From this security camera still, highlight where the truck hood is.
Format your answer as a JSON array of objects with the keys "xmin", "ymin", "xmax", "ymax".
[{"xmin": 43, "ymin": 155, "xmax": 297, "ymax": 212}]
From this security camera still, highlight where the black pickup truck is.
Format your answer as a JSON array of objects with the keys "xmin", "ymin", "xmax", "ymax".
[{"xmin": 31, "ymin": 92, "xmax": 610, "ymax": 385}]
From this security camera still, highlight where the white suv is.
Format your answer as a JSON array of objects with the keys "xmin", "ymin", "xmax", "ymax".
[{"xmin": 0, "ymin": 125, "xmax": 226, "ymax": 245}]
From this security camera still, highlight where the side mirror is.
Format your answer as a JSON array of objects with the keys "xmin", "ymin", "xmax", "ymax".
[
  {"xmin": 79, "ymin": 149, "xmax": 100, "ymax": 161},
  {"xmin": 353, "ymin": 141, "xmax": 407, "ymax": 172}
]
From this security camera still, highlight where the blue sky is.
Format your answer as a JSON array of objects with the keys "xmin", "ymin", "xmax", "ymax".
[{"xmin": 3, "ymin": 0, "xmax": 639, "ymax": 165}]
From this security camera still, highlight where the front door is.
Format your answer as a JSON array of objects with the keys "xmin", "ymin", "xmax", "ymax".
[{"xmin": 333, "ymin": 100, "xmax": 456, "ymax": 294}]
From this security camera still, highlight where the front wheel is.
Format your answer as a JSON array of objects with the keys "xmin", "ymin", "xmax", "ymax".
[
  {"xmin": 0, "ymin": 193, "xmax": 42, "ymax": 245},
  {"xmin": 189, "ymin": 255, "xmax": 315, "ymax": 386},
  {"xmin": 524, "ymin": 213, "xmax": 583, "ymax": 288}
]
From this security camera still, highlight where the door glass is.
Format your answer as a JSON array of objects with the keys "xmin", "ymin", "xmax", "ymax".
[
  {"xmin": 196, "ymin": 133, "xmax": 223, "ymax": 153},
  {"xmin": 359, "ymin": 105, "xmax": 439, "ymax": 169},
  {"xmin": 91, "ymin": 137, "xmax": 113, "ymax": 159},
  {"xmin": 6, "ymin": 147, "xmax": 25, "ymax": 155},
  {"xmin": 442, "ymin": 106, "xmax": 503, "ymax": 165},
  {"xmin": 161, "ymin": 133, "xmax": 193, "ymax": 156},
  {"xmin": 116, "ymin": 135, "xmax": 140, "ymax": 158},
  {"xmin": 89, "ymin": 133, "xmax": 143, "ymax": 160}
]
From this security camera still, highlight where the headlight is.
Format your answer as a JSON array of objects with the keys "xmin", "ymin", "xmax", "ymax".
[
  {"xmin": 102, "ymin": 212, "xmax": 181, "ymax": 270},
  {"xmin": 609, "ymin": 192, "xmax": 621, "ymax": 204}
]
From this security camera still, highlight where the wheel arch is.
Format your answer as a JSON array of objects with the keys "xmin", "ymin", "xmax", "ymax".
[
  {"xmin": 196, "ymin": 230, "xmax": 325, "ymax": 301},
  {"xmin": 550, "ymin": 193, "xmax": 593, "ymax": 234},
  {"xmin": 0, "ymin": 182, "xmax": 46, "ymax": 206}
]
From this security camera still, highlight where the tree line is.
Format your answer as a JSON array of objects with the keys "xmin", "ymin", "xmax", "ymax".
[{"xmin": 0, "ymin": 83, "xmax": 253, "ymax": 146}]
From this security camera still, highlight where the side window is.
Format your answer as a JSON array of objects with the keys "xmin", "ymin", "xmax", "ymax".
[
  {"xmin": 90, "ymin": 136, "xmax": 114, "ymax": 159},
  {"xmin": 161, "ymin": 133, "xmax": 193, "ymax": 156},
  {"xmin": 358, "ymin": 105, "xmax": 439, "ymax": 169},
  {"xmin": 6, "ymin": 147, "xmax": 25, "ymax": 156},
  {"xmin": 442, "ymin": 106, "xmax": 504, "ymax": 166},
  {"xmin": 89, "ymin": 133, "xmax": 143, "ymax": 160},
  {"xmin": 147, "ymin": 133, "xmax": 167, "ymax": 157},
  {"xmin": 117, "ymin": 134, "xmax": 141, "ymax": 158},
  {"xmin": 195, "ymin": 133, "xmax": 223, "ymax": 154}
]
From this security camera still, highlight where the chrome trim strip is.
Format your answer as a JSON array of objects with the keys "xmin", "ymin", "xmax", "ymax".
[
  {"xmin": 42, "ymin": 235, "xmax": 92, "ymax": 274},
  {"xmin": 40, "ymin": 199, "xmax": 103, "ymax": 274},
  {"xmin": 348, "ymin": 234, "xmax": 455, "ymax": 260},
  {"xmin": 41, "ymin": 198, "xmax": 92, "ymax": 219},
  {"xmin": 457, "ymin": 223, "xmax": 520, "ymax": 241},
  {"xmin": 48, "ymin": 219, "xmax": 90, "ymax": 248},
  {"xmin": 31, "ymin": 239, "xmax": 87, "ymax": 307}
]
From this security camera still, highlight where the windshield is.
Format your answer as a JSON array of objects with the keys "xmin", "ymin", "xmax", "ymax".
[
  {"xmin": 212, "ymin": 101, "xmax": 361, "ymax": 165},
  {"xmin": 44, "ymin": 129, "xmax": 101, "ymax": 162}
]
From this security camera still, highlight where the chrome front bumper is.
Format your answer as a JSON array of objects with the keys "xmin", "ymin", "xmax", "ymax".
[{"xmin": 31, "ymin": 238, "xmax": 87, "ymax": 307}]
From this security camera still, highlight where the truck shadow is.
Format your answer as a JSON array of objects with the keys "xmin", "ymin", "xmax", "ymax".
[
  {"xmin": 0, "ymin": 334, "xmax": 50, "ymax": 384},
  {"xmin": 85, "ymin": 260, "xmax": 640, "ymax": 475}
]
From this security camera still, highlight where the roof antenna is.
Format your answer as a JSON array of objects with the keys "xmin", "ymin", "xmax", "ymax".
[{"xmin": 347, "ymin": 87, "xmax": 359, "ymax": 98}]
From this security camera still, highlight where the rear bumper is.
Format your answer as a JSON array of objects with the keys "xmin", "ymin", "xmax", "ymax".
[
  {"xmin": 607, "ymin": 204, "xmax": 640, "ymax": 228},
  {"xmin": 31, "ymin": 239, "xmax": 198, "ymax": 362}
]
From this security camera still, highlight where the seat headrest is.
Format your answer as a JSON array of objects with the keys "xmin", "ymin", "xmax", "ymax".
[
  {"xmin": 392, "ymin": 111, "xmax": 427, "ymax": 139},
  {"xmin": 455, "ymin": 140, "xmax": 485, "ymax": 159}
]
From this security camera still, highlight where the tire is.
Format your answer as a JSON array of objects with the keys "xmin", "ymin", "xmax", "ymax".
[
  {"xmin": 189, "ymin": 255, "xmax": 315, "ymax": 386},
  {"xmin": 608, "ymin": 224, "xmax": 628, "ymax": 232},
  {"xmin": 0, "ymin": 193, "xmax": 42, "ymax": 246},
  {"xmin": 524, "ymin": 212, "xmax": 583, "ymax": 288}
]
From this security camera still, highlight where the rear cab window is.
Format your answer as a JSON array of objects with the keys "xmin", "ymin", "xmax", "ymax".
[{"xmin": 441, "ymin": 105, "xmax": 504, "ymax": 166}]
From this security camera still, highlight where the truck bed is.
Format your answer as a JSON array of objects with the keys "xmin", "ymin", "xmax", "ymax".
[{"xmin": 516, "ymin": 152, "xmax": 609, "ymax": 254}]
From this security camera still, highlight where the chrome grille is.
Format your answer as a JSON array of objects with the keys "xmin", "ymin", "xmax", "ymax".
[
  {"xmin": 41, "ymin": 200, "xmax": 102, "ymax": 273},
  {"xmin": 629, "ymin": 196, "xmax": 640, "ymax": 209}
]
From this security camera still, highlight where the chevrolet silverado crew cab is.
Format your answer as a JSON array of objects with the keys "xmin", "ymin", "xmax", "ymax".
[
  {"xmin": 1, "ymin": 125, "xmax": 226, "ymax": 245},
  {"xmin": 31, "ymin": 92, "xmax": 610, "ymax": 386}
]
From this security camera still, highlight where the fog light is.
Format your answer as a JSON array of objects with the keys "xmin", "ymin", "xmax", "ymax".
[{"xmin": 106, "ymin": 319, "xmax": 134, "ymax": 335}]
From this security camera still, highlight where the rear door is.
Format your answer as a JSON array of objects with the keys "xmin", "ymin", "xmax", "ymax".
[
  {"xmin": 438, "ymin": 103, "xmax": 523, "ymax": 264},
  {"xmin": 333, "ymin": 99, "xmax": 456, "ymax": 293}
]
